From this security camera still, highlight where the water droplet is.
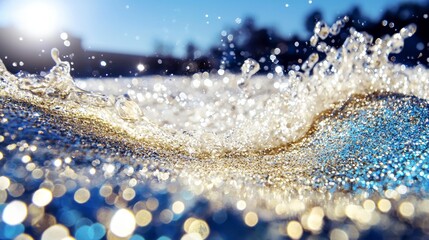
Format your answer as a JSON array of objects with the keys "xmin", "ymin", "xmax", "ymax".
[
  {"xmin": 314, "ymin": 21, "xmax": 330, "ymax": 40},
  {"xmin": 2, "ymin": 200, "xmax": 27, "ymax": 225},
  {"xmin": 302, "ymin": 53, "xmax": 319, "ymax": 72},
  {"xmin": 387, "ymin": 33, "xmax": 404, "ymax": 54},
  {"xmin": 115, "ymin": 95, "xmax": 143, "ymax": 121},
  {"xmin": 32, "ymin": 188, "xmax": 53, "ymax": 207},
  {"xmin": 244, "ymin": 212, "xmax": 258, "ymax": 227},
  {"xmin": 187, "ymin": 219, "xmax": 210, "ymax": 239},
  {"xmin": 241, "ymin": 58, "xmax": 260, "ymax": 78},
  {"xmin": 135, "ymin": 209, "xmax": 152, "ymax": 227},
  {"xmin": 382, "ymin": 20, "xmax": 388, "ymax": 26},
  {"xmin": 238, "ymin": 58, "xmax": 260, "ymax": 90},
  {"xmin": 330, "ymin": 20, "xmax": 344, "ymax": 36},
  {"xmin": 310, "ymin": 35, "xmax": 318, "ymax": 47},
  {"xmin": 110, "ymin": 209, "xmax": 136, "ymax": 238},
  {"xmin": 287, "ymin": 221, "xmax": 303, "ymax": 239},
  {"xmin": 60, "ymin": 32, "xmax": 68, "ymax": 40},
  {"xmin": 41, "ymin": 224, "xmax": 70, "ymax": 240},
  {"xmin": 399, "ymin": 23, "xmax": 417, "ymax": 38},
  {"xmin": 137, "ymin": 63, "xmax": 145, "ymax": 72},
  {"xmin": 48, "ymin": 49, "xmax": 71, "ymax": 80},
  {"xmin": 51, "ymin": 48, "xmax": 61, "ymax": 65},
  {"xmin": 316, "ymin": 42, "xmax": 329, "ymax": 53}
]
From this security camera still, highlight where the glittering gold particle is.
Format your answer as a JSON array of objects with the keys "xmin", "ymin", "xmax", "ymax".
[
  {"xmin": 135, "ymin": 209, "xmax": 152, "ymax": 227},
  {"xmin": 184, "ymin": 217, "xmax": 197, "ymax": 232},
  {"xmin": 8, "ymin": 183, "xmax": 25, "ymax": 197},
  {"xmin": 6, "ymin": 144, "xmax": 16, "ymax": 151},
  {"xmin": 41, "ymin": 224, "xmax": 70, "ymax": 240},
  {"xmin": 64, "ymin": 157, "xmax": 71, "ymax": 164},
  {"xmin": 122, "ymin": 187, "xmax": 136, "ymax": 201},
  {"xmin": 244, "ymin": 211, "xmax": 258, "ymax": 227},
  {"xmin": 188, "ymin": 219, "xmax": 210, "ymax": 239},
  {"xmin": 32, "ymin": 188, "xmax": 53, "ymax": 207},
  {"xmin": 133, "ymin": 201, "xmax": 146, "ymax": 212},
  {"xmin": 377, "ymin": 199, "xmax": 392, "ymax": 213},
  {"xmin": 0, "ymin": 151, "xmax": 3, "ymax": 160},
  {"xmin": 363, "ymin": 199, "xmax": 376, "ymax": 212},
  {"xmin": 34, "ymin": 214, "xmax": 57, "ymax": 234},
  {"xmin": 99, "ymin": 184, "xmax": 113, "ymax": 197},
  {"xmin": 160, "ymin": 209, "xmax": 174, "ymax": 224},
  {"xmin": 0, "ymin": 176, "xmax": 10, "ymax": 190},
  {"xmin": 0, "ymin": 190, "xmax": 7, "ymax": 204},
  {"xmin": 53, "ymin": 159, "xmax": 62, "ymax": 167},
  {"xmin": 26, "ymin": 162, "xmax": 36, "ymax": 172},
  {"xmin": 146, "ymin": 197, "xmax": 159, "ymax": 211},
  {"xmin": 2, "ymin": 200, "xmax": 28, "ymax": 225},
  {"xmin": 236, "ymin": 200, "xmax": 246, "ymax": 211},
  {"xmin": 385, "ymin": 189, "xmax": 400, "ymax": 200},
  {"xmin": 14, "ymin": 233, "xmax": 34, "ymax": 240},
  {"xmin": 109, "ymin": 208, "xmax": 136, "ymax": 238},
  {"xmin": 32, "ymin": 168, "xmax": 44, "ymax": 179},
  {"xmin": 95, "ymin": 208, "xmax": 111, "ymax": 226},
  {"xmin": 172, "ymin": 201, "xmax": 185, "ymax": 214},
  {"xmin": 181, "ymin": 232, "xmax": 203, "ymax": 240},
  {"xmin": 128, "ymin": 179, "xmax": 137, "ymax": 188},
  {"xmin": 303, "ymin": 206, "xmax": 324, "ymax": 232},
  {"xmin": 398, "ymin": 201, "xmax": 415, "ymax": 218},
  {"xmin": 28, "ymin": 204, "xmax": 45, "ymax": 225},
  {"xmin": 74, "ymin": 188, "xmax": 91, "ymax": 204},
  {"xmin": 330, "ymin": 228, "xmax": 349, "ymax": 240},
  {"xmin": 287, "ymin": 221, "xmax": 303, "ymax": 240},
  {"xmin": 52, "ymin": 184, "xmax": 67, "ymax": 198},
  {"xmin": 21, "ymin": 155, "xmax": 31, "ymax": 163}
]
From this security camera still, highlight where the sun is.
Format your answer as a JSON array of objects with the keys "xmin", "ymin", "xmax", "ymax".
[{"xmin": 15, "ymin": 2, "xmax": 59, "ymax": 37}]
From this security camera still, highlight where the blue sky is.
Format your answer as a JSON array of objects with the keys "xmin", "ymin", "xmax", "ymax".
[{"xmin": 0, "ymin": 0, "xmax": 425, "ymax": 56}]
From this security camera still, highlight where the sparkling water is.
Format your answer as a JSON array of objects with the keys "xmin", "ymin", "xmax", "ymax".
[{"xmin": 0, "ymin": 21, "xmax": 428, "ymax": 239}]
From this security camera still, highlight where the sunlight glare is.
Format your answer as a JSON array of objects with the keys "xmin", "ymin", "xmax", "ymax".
[{"xmin": 16, "ymin": 2, "xmax": 59, "ymax": 37}]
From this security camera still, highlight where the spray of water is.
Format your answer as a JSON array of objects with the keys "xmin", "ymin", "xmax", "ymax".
[{"xmin": 0, "ymin": 20, "xmax": 427, "ymax": 157}]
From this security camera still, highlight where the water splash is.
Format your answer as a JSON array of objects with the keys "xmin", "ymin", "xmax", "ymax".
[
  {"xmin": 1, "ymin": 17, "xmax": 429, "ymax": 240},
  {"xmin": 114, "ymin": 94, "xmax": 143, "ymax": 121},
  {"xmin": 314, "ymin": 21, "xmax": 330, "ymax": 40},
  {"xmin": 0, "ymin": 20, "xmax": 427, "ymax": 157},
  {"xmin": 1, "ymin": 48, "xmax": 142, "ymax": 122},
  {"xmin": 237, "ymin": 58, "xmax": 260, "ymax": 94},
  {"xmin": 311, "ymin": 17, "xmax": 348, "ymax": 47}
]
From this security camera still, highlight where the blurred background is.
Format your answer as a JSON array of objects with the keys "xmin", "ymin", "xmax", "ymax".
[{"xmin": 0, "ymin": 0, "xmax": 428, "ymax": 78}]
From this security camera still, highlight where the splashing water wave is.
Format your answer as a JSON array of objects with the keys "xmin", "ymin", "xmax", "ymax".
[
  {"xmin": 1, "ymin": 19, "xmax": 429, "ymax": 239},
  {"xmin": 0, "ymin": 23, "xmax": 427, "ymax": 159}
]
